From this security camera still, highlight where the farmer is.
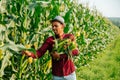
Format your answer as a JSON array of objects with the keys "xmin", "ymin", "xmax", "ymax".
[{"xmin": 22, "ymin": 16, "xmax": 79, "ymax": 80}]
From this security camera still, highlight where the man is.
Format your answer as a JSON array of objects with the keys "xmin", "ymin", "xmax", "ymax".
[{"xmin": 22, "ymin": 16, "xmax": 79, "ymax": 80}]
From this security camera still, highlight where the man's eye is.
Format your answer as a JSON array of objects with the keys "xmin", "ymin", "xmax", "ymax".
[{"xmin": 54, "ymin": 25, "xmax": 58, "ymax": 27}]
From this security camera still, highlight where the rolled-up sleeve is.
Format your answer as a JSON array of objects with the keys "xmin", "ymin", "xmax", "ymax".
[{"xmin": 72, "ymin": 49, "xmax": 79, "ymax": 56}]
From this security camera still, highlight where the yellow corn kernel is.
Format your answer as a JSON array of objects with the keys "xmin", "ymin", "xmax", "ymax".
[
  {"xmin": 60, "ymin": 4, "xmax": 65, "ymax": 11},
  {"xmin": 20, "ymin": 38, "xmax": 25, "ymax": 43},
  {"xmin": 34, "ymin": 42, "xmax": 38, "ymax": 49},
  {"xmin": 28, "ymin": 57, "xmax": 33, "ymax": 64},
  {"xmin": 0, "ymin": 49, "xmax": 3, "ymax": 60},
  {"xmin": 76, "ymin": 32, "xmax": 80, "ymax": 36},
  {"xmin": 0, "ymin": 40, "xmax": 4, "ymax": 47},
  {"xmin": 11, "ymin": 31, "xmax": 15, "ymax": 37},
  {"xmin": 25, "ymin": 44, "xmax": 31, "ymax": 49}
]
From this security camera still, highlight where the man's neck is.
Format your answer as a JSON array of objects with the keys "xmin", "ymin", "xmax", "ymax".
[{"xmin": 56, "ymin": 32, "xmax": 64, "ymax": 40}]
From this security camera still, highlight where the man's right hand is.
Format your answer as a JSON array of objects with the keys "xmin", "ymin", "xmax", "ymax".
[{"xmin": 22, "ymin": 50, "xmax": 31, "ymax": 56}]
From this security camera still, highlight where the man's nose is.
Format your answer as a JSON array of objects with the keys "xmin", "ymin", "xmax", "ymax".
[{"xmin": 52, "ymin": 26, "xmax": 56, "ymax": 30}]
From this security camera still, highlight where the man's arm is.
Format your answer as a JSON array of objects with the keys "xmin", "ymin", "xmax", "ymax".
[{"xmin": 22, "ymin": 37, "xmax": 52, "ymax": 58}]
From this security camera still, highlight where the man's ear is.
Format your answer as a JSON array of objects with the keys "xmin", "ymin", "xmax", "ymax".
[
  {"xmin": 63, "ymin": 23, "xmax": 65, "ymax": 27},
  {"xmin": 62, "ymin": 23, "xmax": 65, "ymax": 28}
]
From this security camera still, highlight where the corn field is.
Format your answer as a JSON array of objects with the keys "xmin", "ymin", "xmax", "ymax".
[{"xmin": 0, "ymin": 0, "xmax": 117, "ymax": 80}]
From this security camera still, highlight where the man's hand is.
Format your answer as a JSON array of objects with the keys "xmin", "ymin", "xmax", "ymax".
[
  {"xmin": 22, "ymin": 50, "xmax": 31, "ymax": 56},
  {"xmin": 51, "ymin": 51, "xmax": 60, "ymax": 60}
]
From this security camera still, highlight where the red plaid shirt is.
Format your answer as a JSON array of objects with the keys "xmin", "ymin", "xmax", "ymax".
[{"xmin": 30, "ymin": 34, "xmax": 79, "ymax": 76}]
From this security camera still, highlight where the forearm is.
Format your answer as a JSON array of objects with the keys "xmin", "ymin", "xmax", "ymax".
[
  {"xmin": 30, "ymin": 49, "xmax": 47, "ymax": 59},
  {"xmin": 29, "ymin": 44, "xmax": 49, "ymax": 58}
]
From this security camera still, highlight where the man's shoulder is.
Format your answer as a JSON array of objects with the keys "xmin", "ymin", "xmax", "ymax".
[
  {"xmin": 45, "ymin": 36, "xmax": 54, "ymax": 42},
  {"xmin": 64, "ymin": 33, "xmax": 75, "ymax": 41},
  {"xmin": 64, "ymin": 33, "xmax": 74, "ymax": 37},
  {"xmin": 47, "ymin": 36, "xmax": 54, "ymax": 39}
]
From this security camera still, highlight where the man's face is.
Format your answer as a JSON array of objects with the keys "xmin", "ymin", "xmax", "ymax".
[{"xmin": 52, "ymin": 21, "xmax": 64, "ymax": 35}]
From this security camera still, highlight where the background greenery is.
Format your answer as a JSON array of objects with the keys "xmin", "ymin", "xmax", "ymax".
[
  {"xmin": 108, "ymin": 17, "xmax": 120, "ymax": 28},
  {"xmin": 77, "ymin": 34, "xmax": 120, "ymax": 80}
]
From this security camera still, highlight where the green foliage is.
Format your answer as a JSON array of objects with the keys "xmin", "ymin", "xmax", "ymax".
[
  {"xmin": 0, "ymin": 0, "xmax": 118, "ymax": 79},
  {"xmin": 76, "ymin": 34, "xmax": 120, "ymax": 80}
]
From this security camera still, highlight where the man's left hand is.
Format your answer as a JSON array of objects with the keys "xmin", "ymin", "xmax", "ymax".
[{"xmin": 51, "ymin": 51, "xmax": 60, "ymax": 60}]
